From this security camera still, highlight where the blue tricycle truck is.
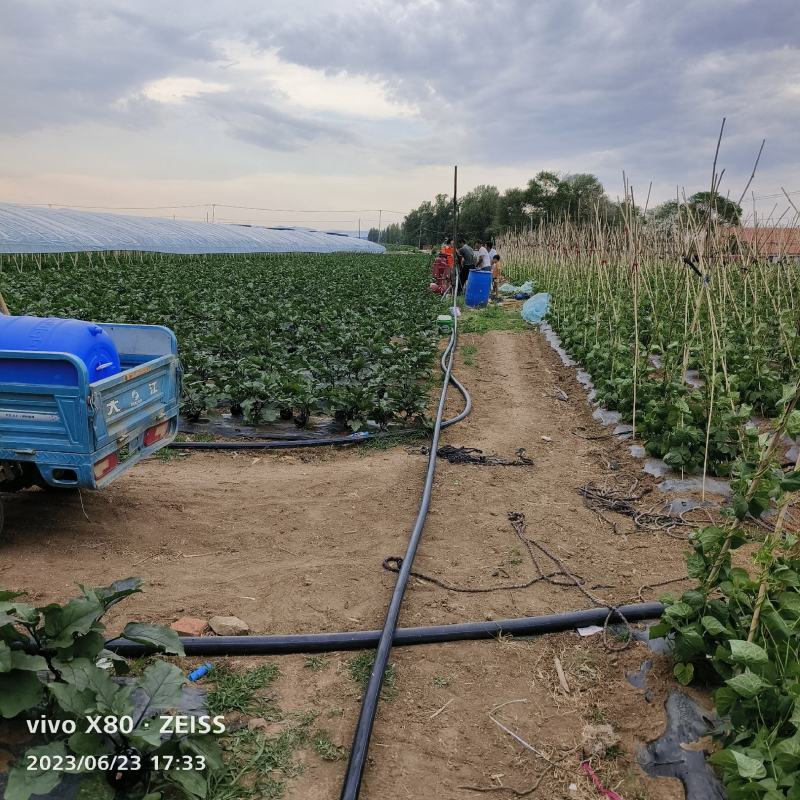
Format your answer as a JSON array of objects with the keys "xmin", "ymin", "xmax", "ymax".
[{"xmin": 0, "ymin": 315, "xmax": 180, "ymax": 534}]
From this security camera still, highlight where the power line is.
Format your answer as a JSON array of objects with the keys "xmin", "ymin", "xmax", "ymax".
[
  {"xmin": 13, "ymin": 201, "xmax": 408, "ymax": 215},
  {"xmin": 751, "ymin": 189, "xmax": 800, "ymax": 200},
  {"xmin": 17, "ymin": 202, "xmax": 211, "ymax": 210},
  {"xmin": 216, "ymin": 204, "xmax": 406, "ymax": 215}
]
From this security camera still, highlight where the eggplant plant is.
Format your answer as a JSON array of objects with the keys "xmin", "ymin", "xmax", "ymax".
[{"xmin": 2, "ymin": 252, "xmax": 441, "ymax": 432}]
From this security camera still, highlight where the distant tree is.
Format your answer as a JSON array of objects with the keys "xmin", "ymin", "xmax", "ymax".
[
  {"xmin": 381, "ymin": 222, "xmax": 403, "ymax": 244},
  {"xmin": 561, "ymin": 173, "xmax": 608, "ymax": 222},
  {"xmin": 646, "ymin": 200, "xmax": 681, "ymax": 231},
  {"xmin": 367, "ymin": 227, "xmax": 380, "ymax": 242},
  {"xmin": 400, "ymin": 170, "xmax": 620, "ymax": 240},
  {"xmin": 645, "ymin": 195, "xmax": 742, "ymax": 232},
  {"xmin": 401, "ymin": 193, "xmax": 454, "ymax": 247},
  {"xmin": 523, "ymin": 171, "xmax": 610, "ymax": 226},
  {"xmin": 457, "ymin": 184, "xmax": 500, "ymax": 243},
  {"xmin": 493, "ymin": 187, "xmax": 529, "ymax": 231},
  {"xmin": 687, "ymin": 192, "xmax": 742, "ymax": 226}
]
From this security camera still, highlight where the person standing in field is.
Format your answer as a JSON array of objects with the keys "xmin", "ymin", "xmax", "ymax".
[
  {"xmin": 476, "ymin": 241, "xmax": 490, "ymax": 270},
  {"xmin": 442, "ymin": 238, "xmax": 455, "ymax": 270},
  {"xmin": 456, "ymin": 238, "xmax": 476, "ymax": 291},
  {"xmin": 491, "ymin": 253, "xmax": 503, "ymax": 298},
  {"xmin": 488, "ymin": 241, "xmax": 497, "ymax": 264}
]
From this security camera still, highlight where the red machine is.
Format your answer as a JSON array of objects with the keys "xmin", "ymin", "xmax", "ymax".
[{"xmin": 430, "ymin": 252, "xmax": 451, "ymax": 295}]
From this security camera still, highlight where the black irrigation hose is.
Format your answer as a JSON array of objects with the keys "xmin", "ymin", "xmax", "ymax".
[
  {"xmin": 102, "ymin": 603, "xmax": 665, "ymax": 657},
  {"xmin": 340, "ymin": 301, "xmax": 463, "ymax": 800}
]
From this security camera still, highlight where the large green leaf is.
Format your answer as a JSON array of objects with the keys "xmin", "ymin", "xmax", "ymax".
[
  {"xmin": 136, "ymin": 660, "xmax": 186, "ymax": 719},
  {"xmin": 166, "ymin": 765, "xmax": 208, "ymax": 799},
  {"xmin": 663, "ymin": 601, "xmax": 695, "ymax": 621},
  {"xmin": 726, "ymin": 671, "xmax": 771, "ymax": 698},
  {"xmin": 674, "ymin": 662, "xmax": 694, "ymax": 685},
  {"xmin": 0, "ymin": 601, "xmax": 39, "ymax": 625},
  {"xmin": 122, "ymin": 623, "xmax": 185, "ymax": 656},
  {"xmin": 781, "ymin": 470, "xmax": 800, "ymax": 492},
  {"xmin": 0, "ymin": 640, "xmax": 11, "ymax": 671},
  {"xmin": 728, "ymin": 639, "xmax": 769, "ymax": 667},
  {"xmin": 5, "ymin": 742, "xmax": 66, "ymax": 800},
  {"xmin": 42, "ymin": 598, "xmax": 104, "ymax": 648},
  {"xmin": 49, "ymin": 659, "xmax": 134, "ymax": 717},
  {"xmin": 130, "ymin": 720, "xmax": 165, "ymax": 749},
  {"xmin": 776, "ymin": 591, "xmax": 800, "ymax": 617},
  {"xmin": 81, "ymin": 578, "xmax": 143, "ymax": 610},
  {"xmin": 774, "ymin": 732, "xmax": 800, "ymax": 770},
  {"xmin": 56, "ymin": 631, "xmax": 107, "ymax": 662},
  {"xmin": 47, "ymin": 682, "xmax": 98, "ymax": 718},
  {"xmin": 9, "ymin": 651, "xmax": 47, "ymax": 672},
  {"xmin": 709, "ymin": 747, "xmax": 767, "ymax": 780},
  {"xmin": 701, "ymin": 615, "xmax": 730, "ymax": 637},
  {"xmin": 181, "ymin": 735, "xmax": 225, "ymax": 772},
  {"xmin": 0, "ymin": 670, "xmax": 44, "ymax": 717},
  {"xmin": 67, "ymin": 731, "xmax": 111, "ymax": 757}
]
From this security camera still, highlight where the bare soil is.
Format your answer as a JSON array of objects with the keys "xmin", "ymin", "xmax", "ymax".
[{"xmin": 1, "ymin": 328, "xmax": 722, "ymax": 799}]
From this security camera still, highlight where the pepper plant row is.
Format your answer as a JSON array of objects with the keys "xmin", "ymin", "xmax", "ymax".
[{"xmin": 1, "ymin": 251, "xmax": 440, "ymax": 430}]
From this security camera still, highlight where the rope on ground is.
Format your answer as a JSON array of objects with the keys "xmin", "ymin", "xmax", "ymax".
[
  {"xmin": 383, "ymin": 511, "xmax": 580, "ymax": 594},
  {"xmin": 383, "ymin": 512, "xmax": 634, "ymax": 651},
  {"xmin": 634, "ymin": 576, "xmax": 691, "ymax": 603},
  {"xmin": 410, "ymin": 444, "xmax": 534, "ymax": 466},
  {"xmin": 578, "ymin": 479, "xmax": 701, "ymax": 537}
]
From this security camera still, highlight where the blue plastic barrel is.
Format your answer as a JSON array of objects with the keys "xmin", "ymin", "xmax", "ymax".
[
  {"xmin": 464, "ymin": 269, "xmax": 492, "ymax": 308},
  {"xmin": 0, "ymin": 315, "xmax": 121, "ymax": 386}
]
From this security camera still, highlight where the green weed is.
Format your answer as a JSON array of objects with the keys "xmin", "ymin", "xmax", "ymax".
[
  {"xmin": 311, "ymin": 730, "xmax": 349, "ymax": 762},
  {"xmin": 206, "ymin": 663, "xmax": 280, "ymax": 716},
  {"xmin": 208, "ymin": 720, "xmax": 312, "ymax": 800},
  {"xmin": 347, "ymin": 652, "xmax": 398, "ymax": 700},
  {"xmin": 357, "ymin": 430, "xmax": 426, "ymax": 452},
  {"xmin": 460, "ymin": 304, "xmax": 527, "ymax": 334}
]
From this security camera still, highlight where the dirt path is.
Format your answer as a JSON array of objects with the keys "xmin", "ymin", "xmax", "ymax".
[{"xmin": 1, "ymin": 327, "xmax": 701, "ymax": 799}]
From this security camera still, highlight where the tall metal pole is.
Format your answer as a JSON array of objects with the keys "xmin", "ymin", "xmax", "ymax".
[
  {"xmin": 378, "ymin": 209, "xmax": 382, "ymax": 242},
  {"xmin": 453, "ymin": 165, "xmax": 459, "ymax": 292},
  {"xmin": 453, "ymin": 166, "xmax": 458, "ymax": 244}
]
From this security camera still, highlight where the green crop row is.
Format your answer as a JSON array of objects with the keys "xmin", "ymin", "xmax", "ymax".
[
  {"xmin": 506, "ymin": 237, "xmax": 800, "ymax": 476},
  {"xmin": 1, "ymin": 251, "xmax": 441, "ymax": 431}
]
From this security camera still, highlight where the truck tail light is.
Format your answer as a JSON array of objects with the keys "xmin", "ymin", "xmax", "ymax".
[
  {"xmin": 144, "ymin": 421, "xmax": 169, "ymax": 447},
  {"xmin": 93, "ymin": 453, "xmax": 119, "ymax": 481}
]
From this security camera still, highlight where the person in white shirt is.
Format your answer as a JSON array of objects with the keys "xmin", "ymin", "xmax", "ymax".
[
  {"xmin": 476, "ymin": 241, "xmax": 490, "ymax": 270},
  {"xmin": 488, "ymin": 241, "xmax": 497, "ymax": 263}
]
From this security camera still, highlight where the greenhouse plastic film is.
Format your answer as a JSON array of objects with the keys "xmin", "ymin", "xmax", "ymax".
[{"xmin": 0, "ymin": 203, "xmax": 385, "ymax": 255}]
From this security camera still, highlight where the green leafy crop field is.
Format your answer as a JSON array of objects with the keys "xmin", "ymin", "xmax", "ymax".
[{"xmin": 1, "ymin": 252, "xmax": 440, "ymax": 431}]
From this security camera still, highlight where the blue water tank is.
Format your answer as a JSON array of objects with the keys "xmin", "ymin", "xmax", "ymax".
[
  {"xmin": 464, "ymin": 269, "xmax": 492, "ymax": 308},
  {"xmin": 0, "ymin": 316, "xmax": 121, "ymax": 386}
]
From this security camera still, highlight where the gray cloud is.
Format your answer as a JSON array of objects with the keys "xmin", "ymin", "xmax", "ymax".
[
  {"xmin": 2, "ymin": 0, "xmax": 798, "ymax": 201},
  {"xmin": 195, "ymin": 94, "xmax": 357, "ymax": 151},
  {"xmin": 251, "ymin": 0, "xmax": 800, "ymax": 193},
  {"xmin": 0, "ymin": 0, "xmax": 217, "ymax": 133}
]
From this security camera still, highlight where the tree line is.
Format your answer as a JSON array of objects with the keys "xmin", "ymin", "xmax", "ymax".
[{"xmin": 367, "ymin": 171, "xmax": 743, "ymax": 246}]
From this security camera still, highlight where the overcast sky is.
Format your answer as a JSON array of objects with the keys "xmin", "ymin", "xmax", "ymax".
[{"xmin": 1, "ymin": 0, "xmax": 798, "ymax": 229}]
